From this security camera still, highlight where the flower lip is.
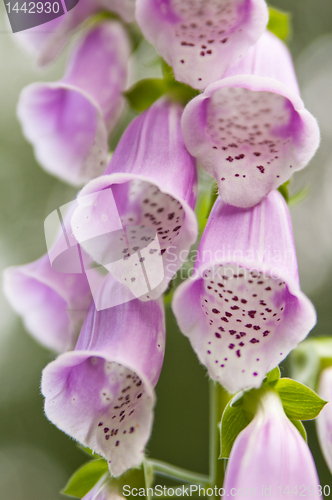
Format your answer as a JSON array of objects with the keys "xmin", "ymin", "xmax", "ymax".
[
  {"xmin": 42, "ymin": 350, "xmax": 156, "ymax": 478},
  {"xmin": 181, "ymin": 50, "xmax": 320, "ymax": 208},
  {"xmin": 17, "ymin": 82, "xmax": 108, "ymax": 187},
  {"xmin": 3, "ymin": 256, "xmax": 93, "ymax": 353},
  {"xmin": 173, "ymin": 260, "xmax": 316, "ymax": 394}
]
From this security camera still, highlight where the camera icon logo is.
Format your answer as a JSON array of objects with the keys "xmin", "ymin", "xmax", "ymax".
[{"xmin": 4, "ymin": 0, "xmax": 80, "ymax": 33}]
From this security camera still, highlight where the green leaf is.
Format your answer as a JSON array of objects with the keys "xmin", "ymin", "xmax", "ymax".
[
  {"xmin": 62, "ymin": 459, "xmax": 108, "ymax": 498},
  {"xmin": 219, "ymin": 399, "xmax": 251, "ymax": 459},
  {"xmin": 290, "ymin": 419, "xmax": 307, "ymax": 442},
  {"xmin": 265, "ymin": 366, "xmax": 281, "ymax": 385},
  {"xmin": 124, "ymin": 78, "xmax": 167, "ymax": 112},
  {"xmin": 268, "ymin": 6, "xmax": 291, "ymax": 41},
  {"xmin": 275, "ymin": 378, "xmax": 327, "ymax": 420}
]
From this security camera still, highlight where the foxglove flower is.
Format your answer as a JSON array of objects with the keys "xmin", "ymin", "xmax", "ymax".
[
  {"xmin": 71, "ymin": 98, "xmax": 198, "ymax": 301},
  {"xmin": 316, "ymin": 367, "xmax": 332, "ymax": 473},
  {"xmin": 136, "ymin": 0, "xmax": 268, "ymax": 90},
  {"xmin": 172, "ymin": 190, "xmax": 316, "ymax": 394},
  {"xmin": 223, "ymin": 390, "xmax": 321, "ymax": 497},
  {"xmin": 3, "ymin": 254, "xmax": 92, "ymax": 353},
  {"xmin": 14, "ymin": 0, "xmax": 135, "ymax": 66},
  {"xmin": 17, "ymin": 22, "xmax": 130, "ymax": 186},
  {"xmin": 3, "ymin": 203, "xmax": 94, "ymax": 353},
  {"xmin": 42, "ymin": 277, "xmax": 165, "ymax": 477},
  {"xmin": 182, "ymin": 30, "xmax": 320, "ymax": 207}
]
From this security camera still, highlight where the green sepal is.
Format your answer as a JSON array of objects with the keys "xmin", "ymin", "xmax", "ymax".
[
  {"xmin": 289, "ymin": 185, "xmax": 310, "ymax": 207},
  {"xmin": 275, "ymin": 378, "xmax": 327, "ymax": 420},
  {"xmin": 265, "ymin": 366, "xmax": 281, "ymax": 385},
  {"xmin": 267, "ymin": 6, "xmax": 291, "ymax": 41},
  {"xmin": 77, "ymin": 444, "xmax": 102, "ymax": 459},
  {"xmin": 290, "ymin": 419, "xmax": 307, "ymax": 442},
  {"xmin": 116, "ymin": 465, "xmax": 150, "ymax": 500},
  {"xmin": 62, "ymin": 459, "xmax": 108, "ymax": 498},
  {"xmin": 219, "ymin": 398, "xmax": 251, "ymax": 459},
  {"xmin": 124, "ymin": 78, "xmax": 168, "ymax": 113},
  {"xmin": 278, "ymin": 180, "xmax": 290, "ymax": 203},
  {"xmin": 63, "ymin": 460, "xmax": 149, "ymax": 499},
  {"xmin": 124, "ymin": 59, "xmax": 200, "ymax": 112}
]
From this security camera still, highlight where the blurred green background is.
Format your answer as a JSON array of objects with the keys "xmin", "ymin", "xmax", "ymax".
[{"xmin": 0, "ymin": 1, "xmax": 331, "ymax": 498}]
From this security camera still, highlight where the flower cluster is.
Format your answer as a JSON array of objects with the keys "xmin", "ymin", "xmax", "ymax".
[{"xmin": 4, "ymin": 0, "xmax": 329, "ymax": 497}]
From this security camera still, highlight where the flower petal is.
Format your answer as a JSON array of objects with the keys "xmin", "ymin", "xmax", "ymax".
[
  {"xmin": 13, "ymin": 0, "xmax": 135, "ymax": 66},
  {"xmin": 3, "ymin": 201, "xmax": 95, "ymax": 352},
  {"xmin": 72, "ymin": 99, "xmax": 198, "ymax": 300},
  {"xmin": 63, "ymin": 22, "xmax": 130, "ymax": 132},
  {"xmin": 172, "ymin": 190, "xmax": 316, "ymax": 393},
  {"xmin": 17, "ymin": 23, "xmax": 130, "ymax": 186},
  {"xmin": 182, "ymin": 31, "xmax": 320, "ymax": 208},
  {"xmin": 3, "ymin": 254, "xmax": 92, "ymax": 352},
  {"xmin": 316, "ymin": 367, "xmax": 332, "ymax": 473},
  {"xmin": 224, "ymin": 390, "xmax": 321, "ymax": 496},
  {"xmin": 136, "ymin": 0, "xmax": 268, "ymax": 89},
  {"xmin": 42, "ymin": 282, "xmax": 165, "ymax": 477}
]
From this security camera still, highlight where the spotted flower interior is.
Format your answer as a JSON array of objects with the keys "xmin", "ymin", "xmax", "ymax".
[
  {"xmin": 137, "ymin": 0, "xmax": 267, "ymax": 89},
  {"xmin": 201, "ymin": 264, "xmax": 288, "ymax": 385},
  {"xmin": 79, "ymin": 179, "xmax": 185, "ymax": 300},
  {"xmin": 57, "ymin": 357, "xmax": 153, "ymax": 477},
  {"xmin": 207, "ymin": 86, "xmax": 298, "ymax": 185},
  {"xmin": 171, "ymin": 0, "xmax": 243, "ymax": 82},
  {"xmin": 114, "ymin": 179, "xmax": 184, "ymax": 253}
]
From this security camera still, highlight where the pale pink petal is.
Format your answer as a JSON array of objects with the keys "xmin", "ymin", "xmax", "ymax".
[
  {"xmin": 316, "ymin": 367, "xmax": 332, "ymax": 474},
  {"xmin": 172, "ymin": 191, "xmax": 316, "ymax": 393},
  {"xmin": 17, "ymin": 23, "xmax": 130, "ymax": 186},
  {"xmin": 136, "ymin": 0, "xmax": 268, "ymax": 89},
  {"xmin": 224, "ymin": 390, "xmax": 321, "ymax": 497},
  {"xmin": 182, "ymin": 31, "xmax": 320, "ymax": 208},
  {"xmin": 42, "ymin": 280, "xmax": 165, "ymax": 477}
]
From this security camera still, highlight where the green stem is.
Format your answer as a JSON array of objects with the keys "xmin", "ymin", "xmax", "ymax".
[
  {"xmin": 148, "ymin": 459, "xmax": 209, "ymax": 486},
  {"xmin": 209, "ymin": 381, "xmax": 231, "ymax": 498}
]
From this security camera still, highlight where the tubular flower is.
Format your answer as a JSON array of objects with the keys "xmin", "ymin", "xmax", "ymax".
[
  {"xmin": 3, "ymin": 203, "xmax": 94, "ymax": 353},
  {"xmin": 316, "ymin": 367, "xmax": 332, "ymax": 473},
  {"xmin": 41, "ymin": 277, "xmax": 165, "ymax": 477},
  {"xmin": 14, "ymin": 0, "xmax": 135, "ymax": 66},
  {"xmin": 181, "ymin": 30, "xmax": 320, "ymax": 208},
  {"xmin": 223, "ymin": 390, "xmax": 321, "ymax": 497},
  {"xmin": 17, "ymin": 22, "xmax": 130, "ymax": 186},
  {"xmin": 136, "ymin": 0, "xmax": 268, "ymax": 90},
  {"xmin": 71, "ymin": 98, "xmax": 198, "ymax": 301},
  {"xmin": 172, "ymin": 190, "xmax": 316, "ymax": 394}
]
